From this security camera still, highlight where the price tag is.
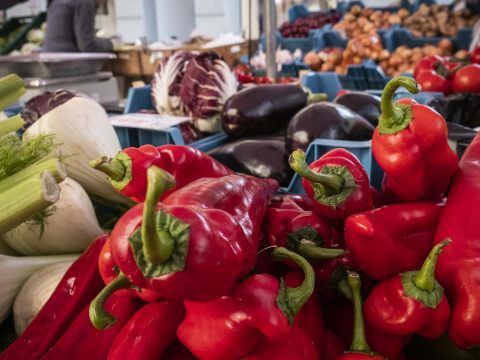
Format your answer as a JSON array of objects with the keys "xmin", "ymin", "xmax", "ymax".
[{"xmin": 109, "ymin": 113, "xmax": 190, "ymax": 130}]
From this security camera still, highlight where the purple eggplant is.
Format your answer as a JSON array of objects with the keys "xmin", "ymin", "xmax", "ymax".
[
  {"xmin": 209, "ymin": 137, "xmax": 293, "ymax": 186},
  {"xmin": 221, "ymin": 84, "xmax": 326, "ymax": 138},
  {"xmin": 334, "ymin": 91, "xmax": 381, "ymax": 126},
  {"xmin": 286, "ymin": 102, "xmax": 374, "ymax": 153}
]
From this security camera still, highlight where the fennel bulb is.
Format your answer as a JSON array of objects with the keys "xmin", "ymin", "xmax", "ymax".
[{"xmin": 5, "ymin": 178, "xmax": 103, "ymax": 255}]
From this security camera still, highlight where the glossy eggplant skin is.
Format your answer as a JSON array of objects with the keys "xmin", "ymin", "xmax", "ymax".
[
  {"xmin": 221, "ymin": 84, "xmax": 308, "ymax": 138},
  {"xmin": 209, "ymin": 137, "xmax": 293, "ymax": 187},
  {"xmin": 334, "ymin": 91, "xmax": 381, "ymax": 126},
  {"xmin": 286, "ymin": 102, "xmax": 374, "ymax": 153}
]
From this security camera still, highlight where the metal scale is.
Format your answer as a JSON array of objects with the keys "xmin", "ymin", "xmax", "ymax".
[{"xmin": 0, "ymin": 52, "xmax": 120, "ymax": 105}]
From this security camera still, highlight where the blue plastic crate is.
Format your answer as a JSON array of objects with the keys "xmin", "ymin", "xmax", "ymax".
[
  {"xmin": 288, "ymin": 4, "xmax": 312, "ymax": 22},
  {"xmin": 381, "ymin": 27, "xmax": 472, "ymax": 52},
  {"xmin": 116, "ymin": 85, "xmax": 228, "ymax": 151},
  {"xmin": 365, "ymin": 89, "xmax": 443, "ymax": 104},
  {"xmin": 337, "ymin": 0, "xmax": 412, "ymax": 14},
  {"xmin": 312, "ymin": 25, "xmax": 348, "ymax": 50},
  {"xmin": 287, "ymin": 139, "xmax": 383, "ymax": 193},
  {"xmin": 260, "ymin": 30, "xmax": 317, "ymax": 53},
  {"xmin": 301, "ymin": 63, "xmax": 389, "ymax": 100}
]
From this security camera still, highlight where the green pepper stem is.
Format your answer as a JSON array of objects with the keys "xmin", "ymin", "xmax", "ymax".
[
  {"xmin": 0, "ymin": 114, "xmax": 25, "ymax": 136},
  {"xmin": 379, "ymin": 76, "xmax": 420, "ymax": 134},
  {"xmin": 289, "ymin": 150, "xmax": 344, "ymax": 194},
  {"xmin": 142, "ymin": 166, "xmax": 176, "ymax": 265},
  {"xmin": 89, "ymin": 156, "xmax": 126, "ymax": 182},
  {"xmin": 347, "ymin": 271, "xmax": 371, "ymax": 353},
  {"xmin": 271, "ymin": 246, "xmax": 315, "ymax": 324},
  {"xmin": 0, "ymin": 74, "xmax": 26, "ymax": 111},
  {"xmin": 296, "ymin": 243, "xmax": 346, "ymax": 260},
  {"xmin": 413, "ymin": 239, "xmax": 451, "ymax": 292},
  {"xmin": 89, "ymin": 273, "xmax": 131, "ymax": 330}
]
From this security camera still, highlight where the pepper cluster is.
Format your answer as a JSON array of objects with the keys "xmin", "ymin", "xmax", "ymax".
[{"xmin": 3, "ymin": 75, "xmax": 479, "ymax": 360}]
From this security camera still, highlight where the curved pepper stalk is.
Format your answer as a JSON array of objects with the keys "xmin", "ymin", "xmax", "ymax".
[
  {"xmin": 378, "ymin": 76, "xmax": 421, "ymax": 135},
  {"xmin": 289, "ymin": 149, "xmax": 355, "ymax": 208},
  {"xmin": 141, "ymin": 166, "xmax": 176, "ymax": 264},
  {"xmin": 90, "ymin": 152, "xmax": 132, "ymax": 191},
  {"xmin": 89, "ymin": 273, "xmax": 132, "ymax": 330},
  {"xmin": 271, "ymin": 247, "xmax": 315, "ymax": 324},
  {"xmin": 401, "ymin": 239, "xmax": 451, "ymax": 308},
  {"xmin": 286, "ymin": 226, "xmax": 346, "ymax": 260}
]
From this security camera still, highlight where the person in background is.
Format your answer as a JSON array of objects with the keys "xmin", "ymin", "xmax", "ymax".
[{"xmin": 43, "ymin": 0, "xmax": 113, "ymax": 52}]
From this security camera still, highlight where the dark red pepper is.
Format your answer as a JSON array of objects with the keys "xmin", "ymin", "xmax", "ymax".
[
  {"xmin": 42, "ymin": 294, "xmax": 142, "ymax": 360},
  {"xmin": 90, "ymin": 167, "xmax": 277, "ymax": 329},
  {"xmin": 289, "ymin": 148, "xmax": 373, "ymax": 221},
  {"xmin": 284, "ymin": 271, "xmax": 325, "ymax": 357},
  {"xmin": 177, "ymin": 247, "xmax": 315, "ymax": 360},
  {"xmin": 432, "ymin": 132, "xmax": 480, "ymax": 349},
  {"xmin": 0, "ymin": 235, "xmax": 108, "ymax": 360},
  {"xmin": 243, "ymin": 326, "xmax": 318, "ymax": 360},
  {"xmin": 452, "ymin": 63, "xmax": 480, "ymax": 93},
  {"xmin": 372, "ymin": 76, "xmax": 458, "ymax": 202},
  {"xmin": 265, "ymin": 194, "xmax": 345, "ymax": 261},
  {"xmin": 335, "ymin": 272, "xmax": 385, "ymax": 360},
  {"xmin": 91, "ymin": 144, "xmax": 233, "ymax": 202},
  {"xmin": 364, "ymin": 241, "xmax": 451, "ymax": 357},
  {"xmin": 344, "ymin": 202, "xmax": 443, "ymax": 281},
  {"xmin": 107, "ymin": 301, "xmax": 185, "ymax": 360},
  {"xmin": 162, "ymin": 341, "xmax": 198, "ymax": 360},
  {"xmin": 98, "ymin": 237, "xmax": 161, "ymax": 302}
]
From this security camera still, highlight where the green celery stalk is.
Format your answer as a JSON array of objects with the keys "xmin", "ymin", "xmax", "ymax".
[
  {"xmin": 0, "ymin": 171, "xmax": 60, "ymax": 234},
  {"xmin": 0, "ymin": 74, "xmax": 26, "ymax": 111},
  {"xmin": 0, "ymin": 114, "xmax": 25, "ymax": 137},
  {"xmin": 0, "ymin": 158, "xmax": 66, "ymax": 193}
]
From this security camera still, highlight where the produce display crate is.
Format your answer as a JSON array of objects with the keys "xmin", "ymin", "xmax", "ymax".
[
  {"xmin": 0, "ymin": 12, "xmax": 46, "ymax": 55},
  {"xmin": 286, "ymin": 139, "xmax": 383, "ymax": 193},
  {"xmin": 302, "ymin": 71, "xmax": 440, "ymax": 102},
  {"xmin": 114, "ymin": 85, "xmax": 228, "ymax": 152},
  {"xmin": 302, "ymin": 64, "xmax": 389, "ymax": 100},
  {"xmin": 381, "ymin": 27, "xmax": 473, "ymax": 52},
  {"xmin": 336, "ymin": 0, "xmax": 412, "ymax": 14},
  {"xmin": 260, "ymin": 30, "xmax": 318, "ymax": 53}
]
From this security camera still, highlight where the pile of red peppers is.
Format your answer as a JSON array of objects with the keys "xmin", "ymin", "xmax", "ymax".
[{"xmin": 4, "ymin": 75, "xmax": 480, "ymax": 360}]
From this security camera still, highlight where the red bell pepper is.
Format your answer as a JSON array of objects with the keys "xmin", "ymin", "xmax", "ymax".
[
  {"xmin": 452, "ymin": 63, "xmax": 480, "ymax": 93},
  {"xmin": 91, "ymin": 144, "xmax": 233, "ymax": 202},
  {"xmin": 177, "ymin": 247, "xmax": 315, "ymax": 360},
  {"xmin": 416, "ymin": 70, "xmax": 451, "ymax": 95},
  {"xmin": 42, "ymin": 294, "xmax": 142, "ymax": 360},
  {"xmin": 372, "ymin": 76, "xmax": 458, "ymax": 202},
  {"xmin": 243, "ymin": 326, "xmax": 318, "ymax": 360},
  {"xmin": 413, "ymin": 55, "xmax": 453, "ymax": 95},
  {"xmin": 325, "ymin": 330, "xmax": 346, "ymax": 360},
  {"xmin": 413, "ymin": 55, "xmax": 445, "ymax": 78},
  {"xmin": 335, "ymin": 272, "xmax": 385, "ymax": 360},
  {"xmin": 265, "ymin": 194, "xmax": 345, "ymax": 261},
  {"xmin": 98, "ymin": 237, "xmax": 162, "ymax": 302},
  {"xmin": 90, "ymin": 167, "xmax": 277, "ymax": 329},
  {"xmin": 364, "ymin": 241, "xmax": 451, "ymax": 351},
  {"xmin": 107, "ymin": 301, "xmax": 185, "ymax": 360},
  {"xmin": 289, "ymin": 148, "xmax": 373, "ymax": 221},
  {"xmin": 323, "ymin": 301, "xmax": 408, "ymax": 360},
  {"xmin": 0, "ymin": 235, "xmax": 108, "ymax": 360},
  {"xmin": 162, "ymin": 341, "xmax": 198, "ymax": 360},
  {"xmin": 284, "ymin": 271, "xmax": 326, "ymax": 357},
  {"xmin": 344, "ymin": 202, "xmax": 443, "ymax": 281},
  {"xmin": 433, "ymin": 131, "xmax": 480, "ymax": 349},
  {"xmin": 471, "ymin": 47, "xmax": 480, "ymax": 64}
]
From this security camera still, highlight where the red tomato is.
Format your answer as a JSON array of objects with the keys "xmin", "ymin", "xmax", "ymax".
[
  {"xmin": 471, "ymin": 47, "xmax": 480, "ymax": 64},
  {"xmin": 416, "ymin": 69, "xmax": 451, "ymax": 95},
  {"xmin": 452, "ymin": 64, "xmax": 480, "ymax": 93}
]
